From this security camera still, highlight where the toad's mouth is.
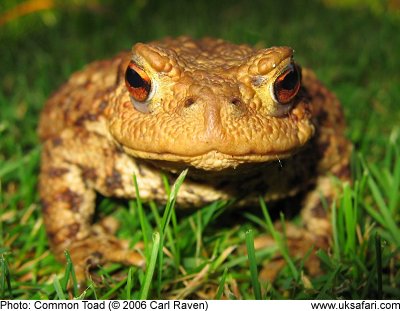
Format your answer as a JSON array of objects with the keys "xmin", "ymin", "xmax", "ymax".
[{"xmin": 121, "ymin": 147, "xmax": 301, "ymax": 171}]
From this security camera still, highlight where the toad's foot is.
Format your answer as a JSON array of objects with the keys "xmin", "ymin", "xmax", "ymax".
[
  {"xmin": 64, "ymin": 234, "xmax": 144, "ymax": 282},
  {"xmin": 256, "ymin": 173, "xmax": 348, "ymax": 281},
  {"xmin": 256, "ymin": 223, "xmax": 328, "ymax": 281}
]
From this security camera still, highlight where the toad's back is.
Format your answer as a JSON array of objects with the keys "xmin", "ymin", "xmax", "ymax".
[{"xmin": 38, "ymin": 54, "xmax": 129, "ymax": 140}]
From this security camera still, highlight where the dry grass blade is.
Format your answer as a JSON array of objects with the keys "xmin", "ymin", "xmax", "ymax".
[{"xmin": 0, "ymin": 0, "xmax": 55, "ymax": 26}]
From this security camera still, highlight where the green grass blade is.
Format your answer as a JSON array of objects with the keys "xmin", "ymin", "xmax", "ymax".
[
  {"xmin": 195, "ymin": 211, "xmax": 202, "ymax": 259},
  {"xmin": 331, "ymin": 200, "xmax": 340, "ymax": 260},
  {"xmin": 375, "ymin": 233, "xmax": 382, "ymax": 299},
  {"xmin": 368, "ymin": 176, "xmax": 400, "ymax": 246},
  {"xmin": 162, "ymin": 174, "xmax": 171, "ymax": 197},
  {"xmin": 202, "ymin": 201, "xmax": 227, "ymax": 230},
  {"xmin": 245, "ymin": 230, "xmax": 262, "ymax": 300},
  {"xmin": 160, "ymin": 169, "xmax": 188, "ymax": 236},
  {"xmin": 363, "ymin": 203, "xmax": 385, "ymax": 225},
  {"xmin": 133, "ymin": 175, "xmax": 150, "ymax": 256},
  {"xmin": 62, "ymin": 250, "xmax": 78, "ymax": 297},
  {"xmin": 343, "ymin": 184, "xmax": 356, "ymax": 254},
  {"xmin": 259, "ymin": 197, "xmax": 299, "ymax": 279},
  {"xmin": 52, "ymin": 277, "xmax": 66, "ymax": 300},
  {"xmin": 140, "ymin": 232, "xmax": 160, "ymax": 300},
  {"xmin": 315, "ymin": 265, "xmax": 341, "ymax": 299},
  {"xmin": 149, "ymin": 201, "xmax": 162, "ymax": 229},
  {"xmin": 126, "ymin": 267, "xmax": 134, "ymax": 300},
  {"xmin": 215, "ymin": 267, "xmax": 228, "ymax": 299},
  {"xmin": 0, "ymin": 254, "xmax": 12, "ymax": 299},
  {"xmin": 157, "ymin": 169, "xmax": 188, "ymax": 295},
  {"xmin": 0, "ymin": 148, "xmax": 40, "ymax": 178},
  {"xmin": 100, "ymin": 278, "xmax": 127, "ymax": 300},
  {"xmin": 388, "ymin": 144, "xmax": 400, "ymax": 213},
  {"xmin": 156, "ymin": 238, "xmax": 164, "ymax": 298}
]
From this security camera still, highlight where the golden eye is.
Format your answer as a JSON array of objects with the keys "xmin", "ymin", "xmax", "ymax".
[
  {"xmin": 125, "ymin": 61, "xmax": 151, "ymax": 102},
  {"xmin": 273, "ymin": 63, "xmax": 300, "ymax": 104}
]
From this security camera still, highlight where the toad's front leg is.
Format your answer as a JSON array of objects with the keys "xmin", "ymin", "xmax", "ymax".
[{"xmin": 39, "ymin": 127, "xmax": 156, "ymax": 281}]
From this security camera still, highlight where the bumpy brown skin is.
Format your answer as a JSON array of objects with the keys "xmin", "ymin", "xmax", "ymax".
[{"xmin": 38, "ymin": 37, "xmax": 351, "ymax": 281}]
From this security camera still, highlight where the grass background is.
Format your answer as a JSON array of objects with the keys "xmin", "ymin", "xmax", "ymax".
[{"xmin": 1, "ymin": 0, "xmax": 400, "ymax": 299}]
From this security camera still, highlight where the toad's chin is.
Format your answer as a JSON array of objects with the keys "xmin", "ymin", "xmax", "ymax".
[{"xmin": 120, "ymin": 147, "xmax": 303, "ymax": 171}]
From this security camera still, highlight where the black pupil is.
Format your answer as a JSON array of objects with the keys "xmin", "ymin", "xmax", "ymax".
[
  {"xmin": 280, "ymin": 67, "xmax": 298, "ymax": 90},
  {"xmin": 126, "ymin": 67, "xmax": 145, "ymax": 88}
]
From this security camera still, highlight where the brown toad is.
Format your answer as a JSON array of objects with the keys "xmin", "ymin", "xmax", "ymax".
[{"xmin": 38, "ymin": 37, "xmax": 351, "ymax": 280}]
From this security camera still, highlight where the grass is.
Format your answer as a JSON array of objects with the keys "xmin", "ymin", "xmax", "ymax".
[{"xmin": 1, "ymin": 0, "xmax": 400, "ymax": 300}]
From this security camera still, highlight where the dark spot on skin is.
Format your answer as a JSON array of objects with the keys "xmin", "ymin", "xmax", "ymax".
[
  {"xmin": 335, "ymin": 113, "xmax": 344, "ymax": 125},
  {"xmin": 114, "ymin": 144, "xmax": 124, "ymax": 154},
  {"xmin": 98, "ymin": 101, "xmax": 107, "ymax": 112},
  {"xmin": 334, "ymin": 164, "xmax": 351, "ymax": 180},
  {"xmin": 105, "ymin": 168, "xmax": 123, "ymax": 191},
  {"xmin": 57, "ymin": 189, "xmax": 83, "ymax": 212},
  {"xmin": 108, "ymin": 239, "xmax": 122, "ymax": 247},
  {"xmin": 91, "ymin": 251, "xmax": 103, "ymax": 260},
  {"xmin": 150, "ymin": 188, "xmax": 159, "ymax": 196},
  {"xmin": 317, "ymin": 109, "xmax": 328, "ymax": 125},
  {"xmin": 40, "ymin": 199, "xmax": 51, "ymax": 214},
  {"xmin": 52, "ymin": 137, "xmax": 63, "ymax": 147},
  {"xmin": 136, "ymin": 164, "xmax": 146, "ymax": 177},
  {"xmin": 84, "ymin": 80, "xmax": 92, "ymax": 89},
  {"xmin": 74, "ymin": 98, "xmax": 83, "ymax": 111},
  {"xmin": 290, "ymin": 111, "xmax": 299, "ymax": 122},
  {"xmin": 46, "ymin": 231, "xmax": 56, "ymax": 243},
  {"xmin": 43, "ymin": 148, "xmax": 51, "ymax": 158},
  {"xmin": 67, "ymin": 223, "xmax": 80, "ymax": 239},
  {"xmin": 75, "ymin": 127, "xmax": 90, "ymax": 138},
  {"xmin": 251, "ymin": 76, "xmax": 263, "ymax": 87},
  {"xmin": 106, "ymin": 83, "xmax": 118, "ymax": 93},
  {"xmin": 47, "ymin": 167, "xmax": 69, "ymax": 178},
  {"xmin": 311, "ymin": 233, "xmax": 330, "ymax": 249},
  {"xmin": 304, "ymin": 104, "xmax": 312, "ymax": 116},
  {"xmin": 337, "ymin": 142, "xmax": 349, "ymax": 157},
  {"xmin": 186, "ymin": 188, "xmax": 195, "ymax": 194},
  {"xmin": 75, "ymin": 112, "xmax": 98, "ymax": 126},
  {"xmin": 311, "ymin": 201, "xmax": 328, "ymax": 219},
  {"xmin": 196, "ymin": 194, "xmax": 207, "ymax": 204},
  {"xmin": 317, "ymin": 141, "xmax": 330, "ymax": 157},
  {"xmin": 93, "ymin": 89, "xmax": 106, "ymax": 99},
  {"xmin": 299, "ymin": 86, "xmax": 312, "ymax": 102},
  {"xmin": 86, "ymin": 251, "xmax": 104, "ymax": 266},
  {"xmin": 81, "ymin": 166, "xmax": 98, "ymax": 182},
  {"xmin": 62, "ymin": 109, "xmax": 68, "ymax": 123}
]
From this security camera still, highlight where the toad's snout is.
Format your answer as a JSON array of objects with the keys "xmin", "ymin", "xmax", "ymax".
[{"xmin": 179, "ymin": 82, "xmax": 247, "ymax": 142}]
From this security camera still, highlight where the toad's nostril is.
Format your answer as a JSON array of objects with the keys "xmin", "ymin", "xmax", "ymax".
[
  {"xmin": 184, "ymin": 97, "xmax": 196, "ymax": 108},
  {"xmin": 230, "ymin": 97, "xmax": 242, "ymax": 106}
]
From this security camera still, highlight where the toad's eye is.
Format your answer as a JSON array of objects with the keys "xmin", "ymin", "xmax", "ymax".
[
  {"xmin": 125, "ymin": 61, "xmax": 151, "ymax": 102},
  {"xmin": 272, "ymin": 63, "xmax": 301, "ymax": 104}
]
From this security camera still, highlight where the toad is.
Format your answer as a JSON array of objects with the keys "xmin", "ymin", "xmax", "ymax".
[{"xmin": 38, "ymin": 37, "xmax": 351, "ymax": 280}]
